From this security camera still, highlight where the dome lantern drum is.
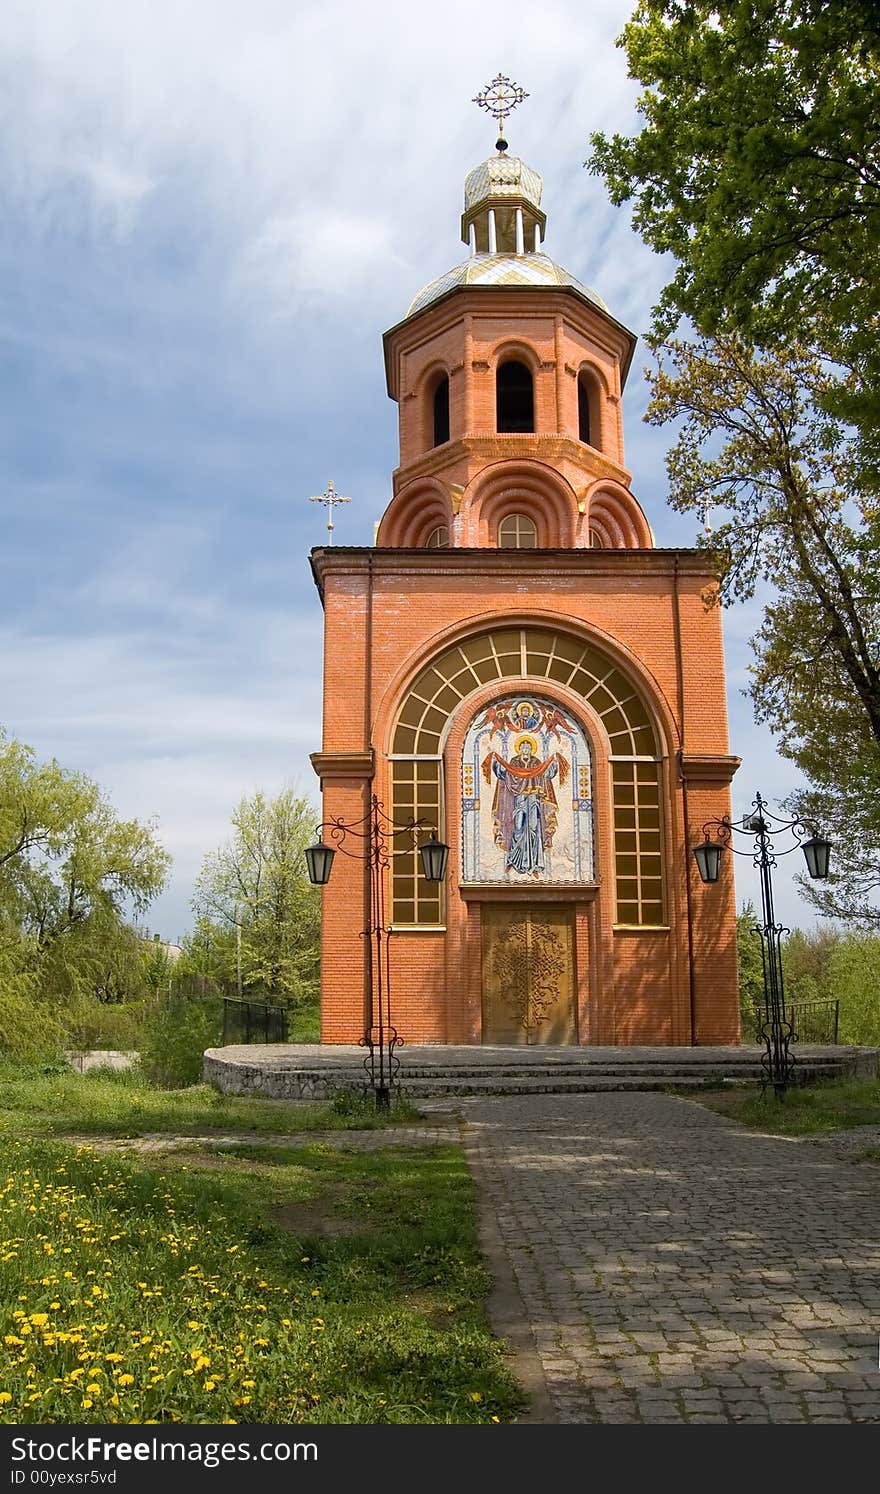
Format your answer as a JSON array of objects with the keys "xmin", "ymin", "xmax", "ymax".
[{"xmin": 461, "ymin": 155, "xmax": 547, "ymax": 256}]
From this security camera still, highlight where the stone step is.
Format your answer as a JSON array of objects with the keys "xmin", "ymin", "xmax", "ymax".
[
  {"xmin": 204, "ymin": 1044, "xmax": 875, "ymax": 1100},
  {"xmin": 393, "ymin": 1060, "xmax": 847, "ymax": 1079},
  {"xmin": 397, "ymin": 1075, "xmax": 715, "ymax": 1095},
  {"xmin": 275, "ymin": 1060, "xmax": 849, "ymax": 1083}
]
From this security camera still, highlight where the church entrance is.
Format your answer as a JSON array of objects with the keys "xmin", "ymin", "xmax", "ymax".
[{"xmin": 481, "ymin": 904, "xmax": 576, "ymax": 1044}]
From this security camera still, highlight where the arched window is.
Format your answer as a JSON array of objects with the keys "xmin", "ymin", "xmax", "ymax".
[
  {"xmin": 498, "ymin": 512, "xmax": 537, "ymax": 548},
  {"xmin": 496, "ymin": 360, "xmax": 534, "ymax": 433},
  {"xmin": 426, "ymin": 525, "xmax": 449, "ymax": 548},
  {"xmin": 432, "ymin": 376, "xmax": 450, "ymax": 446},
  {"xmin": 588, "ymin": 526, "xmax": 604, "ymax": 549},
  {"xmin": 578, "ymin": 371, "xmax": 592, "ymax": 444}
]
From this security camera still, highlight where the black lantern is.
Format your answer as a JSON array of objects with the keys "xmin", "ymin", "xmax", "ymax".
[
  {"xmin": 305, "ymin": 839, "xmax": 336, "ymax": 886},
  {"xmin": 693, "ymin": 837, "xmax": 724, "ymax": 884},
  {"xmin": 801, "ymin": 833, "xmax": 832, "ymax": 881},
  {"xmin": 418, "ymin": 830, "xmax": 449, "ymax": 883}
]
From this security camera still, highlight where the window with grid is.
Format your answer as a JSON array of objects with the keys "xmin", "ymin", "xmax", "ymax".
[
  {"xmin": 611, "ymin": 760, "xmax": 664, "ymax": 925},
  {"xmin": 390, "ymin": 627, "xmax": 664, "ymax": 926},
  {"xmin": 389, "ymin": 760, "xmax": 443, "ymax": 926},
  {"xmin": 498, "ymin": 512, "xmax": 537, "ymax": 548}
]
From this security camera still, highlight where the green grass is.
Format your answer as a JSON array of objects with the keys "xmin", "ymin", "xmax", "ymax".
[
  {"xmin": 0, "ymin": 1134, "xmax": 522, "ymax": 1424},
  {"xmin": 692, "ymin": 1075, "xmax": 880, "ymax": 1136},
  {"xmin": 0, "ymin": 1064, "xmax": 423, "ymax": 1139}
]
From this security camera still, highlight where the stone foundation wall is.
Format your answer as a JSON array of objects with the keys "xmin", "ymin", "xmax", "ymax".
[{"xmin": 203, "ymin": 1050, "xmax": 362, "ymax": 1100}]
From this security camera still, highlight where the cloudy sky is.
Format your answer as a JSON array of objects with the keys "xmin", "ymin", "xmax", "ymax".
[{"xmin": 0, "ymin": 0, "xmax": 811, "ymax": 940}]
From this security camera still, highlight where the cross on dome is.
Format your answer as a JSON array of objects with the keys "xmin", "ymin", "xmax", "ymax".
[{"xmin": 472, "ymin": 73, "xmax": 529, "ymax": 154}]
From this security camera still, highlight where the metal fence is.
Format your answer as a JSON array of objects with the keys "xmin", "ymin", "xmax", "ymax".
[
  {"xmin": 222, "ymin": 997, "xmax": 289, "ymax": 1045},
  {"xmin": 750, "ymin": 997, "xmax": 840, "ymax": 1046}
]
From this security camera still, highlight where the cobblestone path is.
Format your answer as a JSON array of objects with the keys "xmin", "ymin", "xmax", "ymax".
[{"xmin": 463, "ymin": 1092, "xmax": 880, "ymax": 1424}]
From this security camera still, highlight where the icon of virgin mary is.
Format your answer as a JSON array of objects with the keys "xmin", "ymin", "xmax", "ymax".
[{"xmin": 481, "ymin": 735, "xmax": 570, "ymax": 876}]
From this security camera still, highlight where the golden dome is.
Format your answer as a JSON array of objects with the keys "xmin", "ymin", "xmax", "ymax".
[
  {"xmin": 463, "ymin": 154, "xmax": 544, "ymax": 213},
  {"xmin": 406, "ymin": 251, "xmax": 608, "ymax": 319}
]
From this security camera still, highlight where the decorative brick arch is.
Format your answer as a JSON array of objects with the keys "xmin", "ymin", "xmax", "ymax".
[
  {"xmin": 375, "ymin": 477, "xmax": 452, "ymax": 548},
  {"xmin": 490, "ymin": 338, "xmax": 542, "ymax": 377},
  {"xmin": 387, "ymin": 621, "xmax": 668, "ymax": 929},
  {"xmin": 582, "ymin": 479, "xmax": 653, "ymax": 550},
  {"xmin": 458, "ymin": 460, "xmax": 578, "ymax": 547}
]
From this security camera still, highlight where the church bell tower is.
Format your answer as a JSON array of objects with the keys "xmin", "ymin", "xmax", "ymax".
[{"xmin": 310, "ymin": 81, "xmax": 740, "ymax": 1048}]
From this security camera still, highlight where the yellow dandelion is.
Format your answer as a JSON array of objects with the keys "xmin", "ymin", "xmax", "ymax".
[
  {"xmin": 0, "ymin": 1393, "xmax": 12, "ymax": 1405},
  {"xmin": 116, "ymin": 1375, "xmax": 134, "ymax": 1387},
  {"xmin": 470, "ymin": 1392, "xmax": 483, "ymax": 1403},
  {"xmin": 81, "ymin": 1399, "xmax": 93, "ymax": 1410}
]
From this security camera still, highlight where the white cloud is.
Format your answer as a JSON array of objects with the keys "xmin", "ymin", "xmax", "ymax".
[{"xmin": 239, "ymin": 209, "xmax": 408, "ymax": 309}]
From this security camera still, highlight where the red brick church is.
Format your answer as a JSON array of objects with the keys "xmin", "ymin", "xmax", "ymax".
[{"xmin": 309, "ymin": 101, "xmax": 740, "ymax": 1046}]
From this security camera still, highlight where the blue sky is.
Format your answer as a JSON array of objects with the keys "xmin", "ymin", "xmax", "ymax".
[{"xmin": 0, "ymin": 0, "xmax": 812, "ymax": 940}]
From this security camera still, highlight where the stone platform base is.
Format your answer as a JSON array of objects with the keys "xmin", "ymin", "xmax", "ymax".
[{"xmin": 203, "ymin": 1043, "xmax": 879, "ymax": 1101}]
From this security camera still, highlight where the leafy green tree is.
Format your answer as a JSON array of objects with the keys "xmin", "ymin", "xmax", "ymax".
[
  {"xmin": 41, "ymin": 911, "xmax": 148, "ymax": 1008},
  {"xmin": 783, "ymin": 925, "xmax": 839, "ymax": 1004},
  {"xmin": 826, "ymin": 932, "xmax": 880, "ymax": 1044},
  {"xmin": 588, "ymin": 0, "xmax": 880, "ymax": 479},
  {"xmin": 646, "ymin": 332, "xmax": 880, "ymax": 921},
  {"xmin": 140, "ymin": 937, "xmax": 175, "ymax": 997},
  {"xmin": 192, "ymin": 789, "xmax": 320, "ymax": 1007},
  {"xmin": 736, "ymin": 900, "xmax": 765, "ymax": 1033},
  {"xmin": 0, "ymin": 933, "xmax": 62, "ymax": 1062},
  {"xmin": 0, "ymin": 727, "xmax": 170, "ymax": 1034},
  {"xmin": 174, "ymin": 917, "xmax": 237, "ymax": 988}
]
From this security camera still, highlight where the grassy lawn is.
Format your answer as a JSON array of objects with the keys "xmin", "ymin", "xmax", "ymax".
[
  {"xmin": 691, "ymin": 1076, "xmax": 880, "ymax": 1137},
  {"xmin": 0, "ymin": 1130, "xmax": 521, "ymax": 1424},
  {"xmin": 0, "ymin": 1065, "xmax": 421, "ymax": 1139}
]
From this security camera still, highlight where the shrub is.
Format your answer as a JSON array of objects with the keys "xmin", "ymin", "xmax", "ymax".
[
  {"xmin": 139, "ymin": 995, "xmax": 222, "ymax": 1089},
  {"xmin": 63, "ymin": 1001, "xmax": 146, "ymax": 1053}
]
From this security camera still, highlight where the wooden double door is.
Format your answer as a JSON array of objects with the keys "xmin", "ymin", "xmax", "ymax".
[{"xmin": 481, "ymin": 903, "xmax": 576, "ymax": 1045}]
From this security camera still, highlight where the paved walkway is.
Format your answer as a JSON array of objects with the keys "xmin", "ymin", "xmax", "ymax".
[
  {"xmin": 463, "ymin": 1093, "xmax": 880, "ymax": 1424},
  {"xmin": 80, "ymin": 1095, "xmax": 879, "ymax": 1422}
]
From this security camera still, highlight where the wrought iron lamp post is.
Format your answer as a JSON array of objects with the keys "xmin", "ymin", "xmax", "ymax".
[
  {"xmin": 305, "ymin": 795, "xmax": 448, "ymax": 1109},
  {"xmin": 692, "ymin": 792, "xmax": 832, "ymax": 1096}
]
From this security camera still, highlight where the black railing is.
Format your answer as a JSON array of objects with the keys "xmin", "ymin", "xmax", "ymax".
[
  {"xmin": 750, "ymin": 997, "xmax": 839, "ymax": 1047},
  {"xmin": 223, "ymin": 997, "xmax": 288, "ymax": 1045}
]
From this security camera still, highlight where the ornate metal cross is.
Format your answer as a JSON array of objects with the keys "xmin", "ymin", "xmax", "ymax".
[
  {"xmin": 473, "ymin": 73, "xmax": 529, "ymax": 151},
  {"xmin": 309, "ymin": 479, "xmax": 351, "ymax": 544}
]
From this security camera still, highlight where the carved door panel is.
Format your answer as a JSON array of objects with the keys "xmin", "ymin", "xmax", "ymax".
[{"xmin": 481, "ymin": 904, "xmax": 576, "ymax": 1045}]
